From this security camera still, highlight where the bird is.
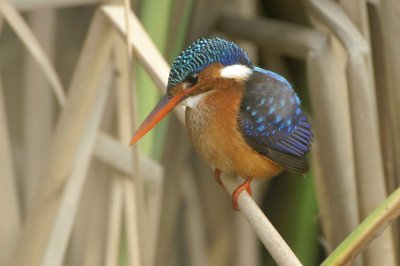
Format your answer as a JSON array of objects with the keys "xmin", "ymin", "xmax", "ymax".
[{"xmin": 130, "ymin": 37, "xmax": 312, "ymax": 210}]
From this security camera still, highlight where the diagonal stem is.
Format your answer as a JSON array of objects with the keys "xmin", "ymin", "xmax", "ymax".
[
  {"xmin": 220, "ymin": 174, "xmax": 302, "ymax": 266},
  {"xmin": 322, "ymin": 187, "xmax": 400, "ymax": 265}
]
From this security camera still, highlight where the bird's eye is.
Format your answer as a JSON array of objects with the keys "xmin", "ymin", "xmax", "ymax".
[{"xmin": 185, "ymin": 74, "xmax": 198, "ymax": 88}]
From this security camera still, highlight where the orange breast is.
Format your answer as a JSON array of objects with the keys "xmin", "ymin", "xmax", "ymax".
[{"xmin": 185, "ymin": 83, "xmax": 282, "ymax": 179}]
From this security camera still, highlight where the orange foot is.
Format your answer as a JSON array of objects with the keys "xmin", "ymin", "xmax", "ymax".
[
  {"xmin": 214, "ymin": 169, "xmax": 224, "ymax": 188},
  {"xmin": 232, "ymin": 177, "xmax": 253, "ymax": 211}
]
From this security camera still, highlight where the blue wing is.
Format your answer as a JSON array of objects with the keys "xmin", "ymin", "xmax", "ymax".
[{"xmin": 238, "ymin": 67, "xmax": 313, "ymax": 173}]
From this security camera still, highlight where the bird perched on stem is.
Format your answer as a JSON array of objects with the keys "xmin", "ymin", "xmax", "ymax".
[{"xmin": 130, "ymin": 37, "xmax": 312, "ymax": 210}]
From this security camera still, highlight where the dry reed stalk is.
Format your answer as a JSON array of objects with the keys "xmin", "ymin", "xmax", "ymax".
[
  {"xmin": 94, "ymin": 132, "xmax": 165, "ymax": 266},
  {"xmin": 307, "ymin": 1, "xmax": 397, "ymax": 265},
  {"xmin": 229, "ymin": 0, "xmax": 258, "ymax": 62},
  {"xmin": 310, "ymin": 142, "xmax": 332, "ymax": 253},
  {"xmin": 66, "ymin": 162, "xmax": 112, "ymax": 266},
  {"xmin": 164, "ymin": 0, "xmax": 192, "ymax": 59},
  {"xmin": 94, "ymin": 131, "xmax": 164, "ymax": 266},
  {"xmin": 187, "ymin": 0, "xmax": 225, "ymax": 41},
  {"xmin": 123, "ymin": 178, "xmax": 142, "ymax": 266},
  {"xmin": 101, "ymin": 6, "xmax": 181, "ymax": 266},
  {"xmin": 182, "ymin": 167, "xmax": 209, "ymax": 266},
  {"xmin": 42, "ymin": 63, "xmax": 114, "ymax": 266},
  {"xmin": 369, "ymin": 1, "xmax": 400, "ymax": 253},
  {"xmin": 0, "ymin": 71, "xmax": 21, "ymax": 266},
  {"xmin": 94, "ymin": 133, "xmax": 162, "ymax": 178},
  {"xmin": 338, "ymin": 0, "xmax": 370, "ymax": 39},
  {"xmin": 155, "ymin": 116, "xmax": 192, "ymax": 266},
  {"xmin": 105, "ymin": 177, "xmax": 123, "ymax": 266},
  {"xmin": 304, "ymin": 11, "xmax": 364, "ymax": 261},
  {"xmin": 191, "ymin": 155, "xmax": 234, "ymax": 266},
  {"xmin": 379, "ymin": 1, "xmax": 400, "ymax": 187},
  {"xmin": 306, "ymin": 40, "xmax": 359, "ymax": 247},
  {"xmin": 98, "ymin": 34, "xmax": 127, "ymax": 266},
  {"xmin": 220, "ymin": 173, "xmax": 302, "ymax": 266},
  {"xmin": 234, "ymin": 178, "xmax": 271, "ymax": 266},
  {"xmin": 338, "ymin": 0, "xmax": 375, "ymax": 96},
  {"xmin": 144, "ymin": 169, "xmax": 164, "ymax": 245},
  {"xmin": 208, "ymin": 227, "xmax": 233, "ymax": 266},
  {"xmin": 113, "ymin": 31, "xmax": 136, "ymax": 266},
  {"xmin": 101, "ymin": 5, "xmax": 184, "ymax": 125},
  {"xmin": 9, "ymin": 0, "xmax": 101, "ymax": 11},
  {"xmin": 101, "ymin": 6, "xmax": 168, "ymax": 89},
  {"xmin": 103, "ymin": 3, "xmax": 176, "ymax": 178},
  {"xmin": 218, "ymin": 14, "xmax": 326, "ymax": 59},
  {"xmin": 0, "ymin": 0, "xmax": 65, "ymax": 105},
  {"xmin": 368, "ymin": 2, "xmax": 397, "ymax": 194},
  {"xmin": 114, "ymin": 29, "xmax": 150, "ymax": 266},
  {"xmin": 346, "ymin": 57, "xmax": 394, "ymax": 263},
  {"xmin": 23, "ymin": 10, "xmax": 56, "ymax": 215},
  {"xmin": 123, "ymin": 0, "xmax": 132, "ymax": 59},
  {"xmin": 235, "ymin": 215, "xmax": 261, "ymax": 266},
  {"xmin": 13, "ymin": 12, "xmax": 114, "ymax": 266}
]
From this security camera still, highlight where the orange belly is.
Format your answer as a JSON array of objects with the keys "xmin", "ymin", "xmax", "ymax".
[{"xmin": 185, "ymin": 87, "xmax": 282, "ymax": 179}]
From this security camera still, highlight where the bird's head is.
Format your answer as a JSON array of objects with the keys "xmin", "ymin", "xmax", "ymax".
[{"xmin": 130, "ymin": 37, "xmax": 252, "ymax": 145}]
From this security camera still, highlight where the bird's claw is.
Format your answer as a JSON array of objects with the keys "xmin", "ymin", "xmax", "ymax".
[
  {"xmin": 214, "ymin": 169, "xmax": 225, "ymax": 188},
  {"xmin": 232, "ymin": 177, "xmax": 253, "ymax": 211}
]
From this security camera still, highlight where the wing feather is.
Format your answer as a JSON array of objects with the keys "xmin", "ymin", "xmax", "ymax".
[{"xmin": 238, "ymin": 67, "xmax": 313, "ymax": 173}]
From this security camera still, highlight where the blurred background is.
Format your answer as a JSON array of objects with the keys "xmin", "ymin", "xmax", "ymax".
[{"xmin": 1, "ymin": 0, "xmax": 399, "ymax": 265}]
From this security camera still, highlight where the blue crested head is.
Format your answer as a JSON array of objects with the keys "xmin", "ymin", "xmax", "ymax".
[{"xmin": 167, "ymin": 37, "xmax": 252, "ymax": 89}]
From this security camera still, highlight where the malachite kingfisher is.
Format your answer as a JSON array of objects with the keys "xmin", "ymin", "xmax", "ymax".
[{"xmin": 130, "ymin": 37, "xmax": 312, "ymax": 210}]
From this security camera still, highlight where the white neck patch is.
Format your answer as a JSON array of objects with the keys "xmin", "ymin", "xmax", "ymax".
[
  {"xmin": 220, "ymin": 64, "xmax": 252, "ymax": 80},
  {"xmin": 183, "ymin": 94, "xmax": 204, "ymax": 109},
  {"xmin": 182, "ymin": 91, "xmax": 212, "ymax": 109}
]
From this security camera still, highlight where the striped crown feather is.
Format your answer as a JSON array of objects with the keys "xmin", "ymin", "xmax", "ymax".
[{"xmin": 167, "ymin": 37, "xmax": 252, "ymax": 89}]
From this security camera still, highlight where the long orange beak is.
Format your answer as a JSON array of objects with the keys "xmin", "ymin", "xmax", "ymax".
[{"xmin": 129, "ymin": 89, "xmax": 192, "ymax": 146}]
